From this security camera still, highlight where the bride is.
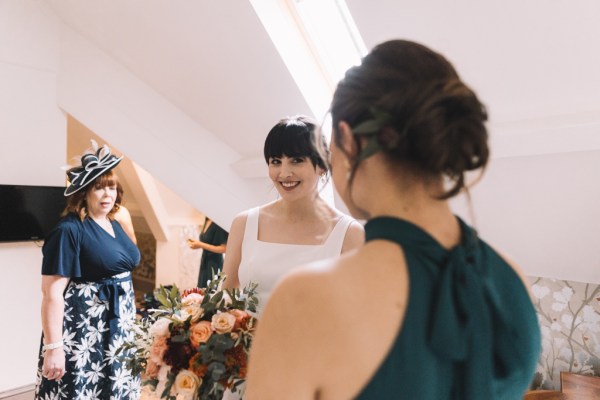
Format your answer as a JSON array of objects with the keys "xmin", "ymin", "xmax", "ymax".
[{"xmin": 221, "ymin": 115, "xmax": 364, "ymax": 398}]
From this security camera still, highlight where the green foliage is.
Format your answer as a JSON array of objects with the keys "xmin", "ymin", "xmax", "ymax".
[{"xmin": 119, "ymin": 271, "xmax": 259, "ymax": 400}]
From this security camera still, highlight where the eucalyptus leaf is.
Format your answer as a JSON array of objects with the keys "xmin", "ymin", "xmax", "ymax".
[
  {"xmin": 358, "ymin": 136, "xmax": 383, "ymax": 161},
  {"xmin": 155, "ymin": 292, "xmax": 170, "ymax": 308}
]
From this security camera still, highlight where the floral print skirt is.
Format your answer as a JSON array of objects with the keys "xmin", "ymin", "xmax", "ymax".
[{"xmin": 35, "ymin": 272, "xmax": 140, "ymax": 399}]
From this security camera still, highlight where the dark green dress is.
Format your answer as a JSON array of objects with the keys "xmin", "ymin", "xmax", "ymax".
[
  {"xmin": 197, "ymin": 220, "xmax": 229, "ymax": 288},
  {"xmin": 356, "ymin": 216, "xmax": 541, "ymax": 400}
]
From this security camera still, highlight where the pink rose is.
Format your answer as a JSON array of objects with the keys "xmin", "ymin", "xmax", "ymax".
[
  {"xmin": 211, "ymin": 312, "xmax": 236, "ymax": 334},
  {"xmin": 150, "ymin": 335, "xmax": 169, "ymax": 364},
  {"xmin": 189, "ymin": 321, "xmax": 213, "ymax": 349}
]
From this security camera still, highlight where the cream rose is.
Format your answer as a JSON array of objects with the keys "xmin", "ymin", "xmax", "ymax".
[
  {"xmin": 149, "ymin": 317, "xmax": 171, "ymax": 338},
  {"xmin": 181, "ymin": 304, "xmax": 203, "ymax": 323},
  {"xmin": 211, "ymin": 312, "xmax": 236, "ymax": 334},
  {"xmin": 190, "ymin": 321, "xmax": 213, "ymax": 348},
  {"xmin": 182, "ymin": 292, "xmax": 204, "ymax": 305},
  {"xmin": 173, "ymin": 369, "xmax": 201, "ymax": 399}
]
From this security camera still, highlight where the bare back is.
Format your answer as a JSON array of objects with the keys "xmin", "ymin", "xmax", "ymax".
[{"xmin": 246, "ymin": 240, "xmax": 410, "ymax": 399}]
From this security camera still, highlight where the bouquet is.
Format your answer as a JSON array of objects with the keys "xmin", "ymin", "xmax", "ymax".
[{"xmin": 123, "ymin": 274, "xmax": 259, "ymax": 400}]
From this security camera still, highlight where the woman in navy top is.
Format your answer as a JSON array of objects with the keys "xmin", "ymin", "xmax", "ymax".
[
  {"xmin": 246, "ymin": 40, "xmax": 541, "ymax": 399},
  {"xmin": 35, "ymin": 142, "xmax": 141, "ymax": 399}
]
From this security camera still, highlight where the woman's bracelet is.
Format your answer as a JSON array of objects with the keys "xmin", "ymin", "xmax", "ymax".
[{"xmin": 42, "ymin": 340, "xmax": 63, "ymax": 351}]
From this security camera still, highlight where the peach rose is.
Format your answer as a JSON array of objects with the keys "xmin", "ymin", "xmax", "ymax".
[
  {"xmin": 190, "ymin": 321, "xmax": 213, "ymax": 349},
  {"xmin": 173, "ymin": 369, "xmax": 201, "ymax": 399},
  {"xmin": 212, "ymin": 312, "xmax": 236, "ymax": 334},
  {"xmin": 145, "ymin": 359, "xmax": 160, "ymax": 378},
  {"xmin": 150, "ymin": 335, "xmax": 169, "ymax": 364}
]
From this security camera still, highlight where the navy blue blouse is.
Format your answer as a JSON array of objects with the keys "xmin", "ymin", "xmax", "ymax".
[{"xmin": 41, "ymin": 213, "xmax": 140, "ymax": 281}]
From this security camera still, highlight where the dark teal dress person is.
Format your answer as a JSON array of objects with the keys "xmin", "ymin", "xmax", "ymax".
[
  {"xmin": 356, "ymin": 216, "xmax": 541, "ymax": 400},
  {"xmin": 197, "ymin": 219, "xmax": 229, "ymax": 288}
]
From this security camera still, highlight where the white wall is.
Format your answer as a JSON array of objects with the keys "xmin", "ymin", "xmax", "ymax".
[
  {"xmin": 0, "ymin": 0, "xmax": 66, "ymax": 391},
  {"xmin": 452, "ymin": 150, "xmax": 600, "ymax": 284}
]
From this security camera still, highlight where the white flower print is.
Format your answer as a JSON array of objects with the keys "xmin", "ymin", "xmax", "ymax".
[
  {"xmin": 62, "ymin": 328, "xmax": 77, "ymax": 349},
  {"xmin": 85, "ymin": 297, "xmax": 107, "ymax": 318},
  {"xmin": 76, "ymin": 314, "xmax": 91, "ymax": 330},
  {"xmin": 83, "ymin": 361, "xmax": 106, "ymax": 384},
  {"xmin": 36, "ymin": 276, "xmax": 139, "ymax": 398},
  {"xmin": 81, "ymin": 386, "xmax": 103, "ymax": 400},
  {"xmin": 76, "ymin": 282, "xmax": 97, "ymax": 298},
  {"xmin": 110, "ymin": 366, "xmax": 129, "ymax": 386},
  {"xmin": 85, "ymin": 320, "xmax": 108, "ymax": 344},
  {"xmin": 70, "ymin": 335, "xmax": 97, "ymax": 369},
  {"xmin": 105, "ymin": 335, "xmax": 126, "ymax": 365},
  {"xmin": 63, "ymin": 305, "xmax": 74, "ymax": 322}
]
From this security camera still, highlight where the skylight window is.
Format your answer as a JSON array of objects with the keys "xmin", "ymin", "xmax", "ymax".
[
  {"xmin": 250, "ymin": 0, "xmax": 367, "ymax": 121},
  {"xmin": 289, "ymin": 0, "xmax": 367, "ymax": 88}
]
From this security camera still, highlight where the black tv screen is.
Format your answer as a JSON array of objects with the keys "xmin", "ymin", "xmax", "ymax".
[{"xmin": 0, "ymin": 184, "xmax": 67, "ymax": 242}]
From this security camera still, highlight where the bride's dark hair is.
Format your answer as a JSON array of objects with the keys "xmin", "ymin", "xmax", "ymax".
[{"xmin": 263, "ymin": 115, "xmax": 329, "ymax": 173}]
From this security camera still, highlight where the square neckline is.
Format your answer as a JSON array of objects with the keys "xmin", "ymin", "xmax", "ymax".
[{"xmin": 255, "ymin": 210, "xmax": 345, "ymax": 247}]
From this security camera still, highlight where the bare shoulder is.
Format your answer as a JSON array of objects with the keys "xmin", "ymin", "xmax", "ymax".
[
  {"xmin": 264, "ymin": 254, "xmax": 357, "ymax": 323},
  {"xmin": 267, "ymin": 260, "xmax": 333, "ymax": 306},
  {"xmin": 341, "ymin": 219, "xmax": 365, "ymax": 253},
  {"xmin": 247, "ymin": 257, "xmax": 350, "ymax": 398},
  {"xmin": 230, "ymin": 209, "xmax": 250, "ymax": 231}
]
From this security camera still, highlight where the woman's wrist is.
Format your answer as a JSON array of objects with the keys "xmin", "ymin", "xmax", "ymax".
[{"xmin": 42, "ymin": 340, "xmax": 63, "ymax": 351}]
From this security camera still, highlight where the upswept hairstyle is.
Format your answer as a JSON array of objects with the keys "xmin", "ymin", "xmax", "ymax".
[
  {"xmin": 61, "ymin": 170, "xmax": 124, "ymax": 220},
  {"xmin": 331, "ymin": 39, "xmax": 489, "ymax": 199},
  {"xmin": 263, "ymin": 115, "xmax": 329, "ymax": 173}
]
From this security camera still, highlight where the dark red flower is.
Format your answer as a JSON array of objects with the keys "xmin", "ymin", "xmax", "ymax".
[{"xmin": 163, "ymin": 339, "xmax": 194, "ymax": 375}]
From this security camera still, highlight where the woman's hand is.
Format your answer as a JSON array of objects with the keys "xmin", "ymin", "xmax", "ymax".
[
  {"xmin": 188, "ymin": 239, "xmax": 203, "ymax": 250},
  {"xmin": 42, "ymin": 347, "xmax": 66, "ymax": 381}
]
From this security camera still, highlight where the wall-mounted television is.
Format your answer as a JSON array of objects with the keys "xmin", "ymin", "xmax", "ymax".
[{"xmin": 0, "ymin": 184, "xmax": 67, "ymax": 242}]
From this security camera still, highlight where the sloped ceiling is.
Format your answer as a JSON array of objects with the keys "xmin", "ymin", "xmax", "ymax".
[
  {"xmin": 45, "ymin": 0, "xmax": 313, "ymax": 159},
  {"xmin": 46, "ymin": 0, "xmax": 600, "ymax": 157}
]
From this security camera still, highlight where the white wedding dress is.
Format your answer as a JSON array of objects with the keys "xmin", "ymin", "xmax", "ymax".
[{"xmin": 223, "ymin": 206, "xmax": 354, "ymax": 399}]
